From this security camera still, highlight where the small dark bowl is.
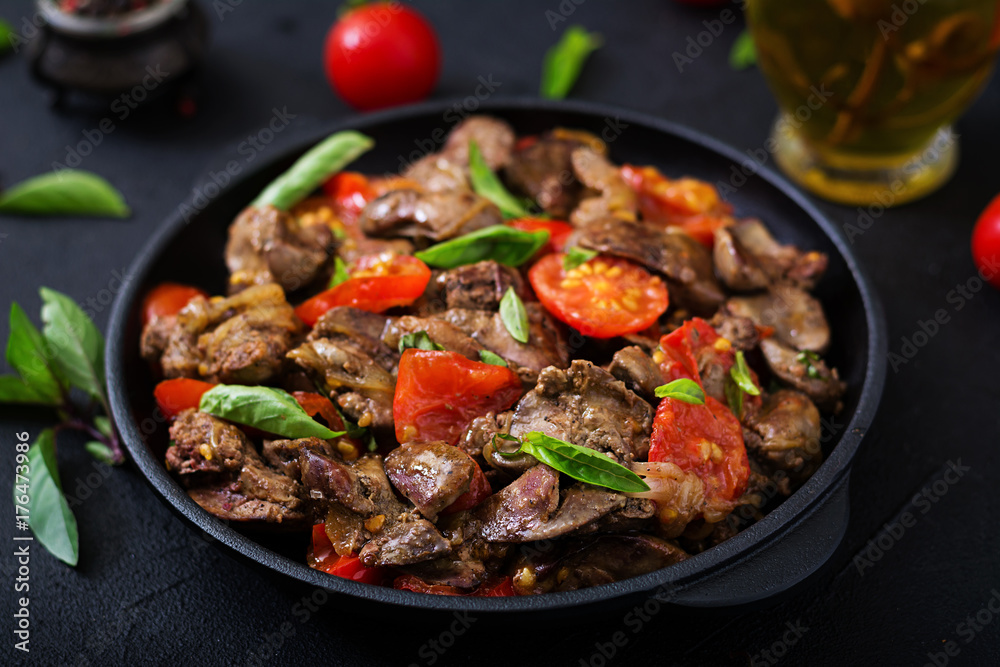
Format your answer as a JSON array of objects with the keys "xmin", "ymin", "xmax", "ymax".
[{"xmin": 107, "ymin": 99, "xmax": 887, "ymax": 614}]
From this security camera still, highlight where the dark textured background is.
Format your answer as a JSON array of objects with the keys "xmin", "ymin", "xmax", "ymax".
[{"xmin": 1, "ymin": 1, "xmax": 999, "ymax": 665}]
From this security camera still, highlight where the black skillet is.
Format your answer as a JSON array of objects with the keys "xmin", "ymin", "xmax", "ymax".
[{"xmin": 106, "ymin": 98, "xmax": 887, "ymax": 614}]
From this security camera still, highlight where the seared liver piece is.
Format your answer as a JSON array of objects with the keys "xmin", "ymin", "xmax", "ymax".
[{"xmin": 384, "ymin": 442, "xmax": 476, "ymax": 521}]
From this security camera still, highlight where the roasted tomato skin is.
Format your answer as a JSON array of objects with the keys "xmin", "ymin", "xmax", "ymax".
[
  {"xmin": 154, "ymin": 378, "xmax": 216, "ymax": 419},
  {"xmin": 393, "ymin": 349, "xmax": 522, "ymax": 445},
  {"xmin": 971, "ymin": 193, "xmax": 1000, "ymax": 290},
  {"xmin": 294, "ymin": 254, "xmax": 431, "ymax": 326},
  {"xmin": 308, "ymin": 524, "xmax": 386, "ymax": 585},
  {"xmin": 620, "ymin": 164, "xmax": 732, "ymax": 246},
  {"xmin": 507, "ymin": 218, "xmax": 574, "ymax": 255},
  {"xmin": 529, "ymin": 253, "xmax": 669, "ymax": 339},
  {"xmin": 141, "ymin": 283, "xmax": 208, "ymax": 326}
]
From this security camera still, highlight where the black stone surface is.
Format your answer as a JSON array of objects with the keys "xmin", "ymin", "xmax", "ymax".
[{"xmin": 1, "ymin": 1, "xmax": 998, "ymax": 665}]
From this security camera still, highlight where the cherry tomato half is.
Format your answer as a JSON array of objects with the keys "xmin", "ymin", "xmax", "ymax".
[
  {"xmin": 528, "ymin": 253, "xmax": 668, "ymax": 339},
  {"xmin": 154, "ymin": 378, "xmax": 216, "ymax": 420},
  {"xmin": 971, "ymin": 193, "xmax": 1000, "ymax": 290},
  {"xmin": 507, "ymin": 218, "xmax": 574, "ymax": 255},
  {"xmin": 322, "ymin": 171, "xmax": 376, "ymax": 225},
  {"xmin": 295, "ymin": 254, "xmax": 431, "ymax": 326},
  {"xmin": 308, "ymin": 524, "xmax": 386, "ymax": 585},
  {"xmin": 141, "ymin": 283, "xmax": 208, "ymax": 326},
  {"xmin": 323, "ymin": 2, "xmax": 441, "ymax": 111},
  {"xmin": 393, "ymin": 349, "xmax": 522, "ymax": 446},
  {"xmin": 620, "ymin": 165, "xmax": 732, "ymax": 246}
]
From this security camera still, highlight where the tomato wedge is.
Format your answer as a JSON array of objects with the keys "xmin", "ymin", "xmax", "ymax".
[
  {"xmin": 393, "ymin": 574, "xmax": 515, "ymax": 597},
  {"xmin": 507, "ymin": 218, "xmax": 574, "ymax": 255},
  {"xmin": 393, "ymin": 349, "xmax": 522, "ymax": 445},
  {"xmin": 308, "ymin": 524, "xmax": 386, "ymax": 585},
  {"xmin": 440, "ymin": 458, "xmax": 492, "ymax": 515},
  {"xmin": 295, "ymin": 254, "xmax": 431, "ymax": 326},
  {"xmin": 141, "ymin": 283, "xmax": 208, "ymax": 326},
  {"xmin": 154, "ymin": 378, "xmax": 216, "ymax": 419},
  {"xmin": 621, "ymin": 164, "xmax": 732, "ymax": 246},
  {"xmin": 291, "ymin": 392, "xmax": 345, "ymax": 431},
  {"xmin": 528, "ymin": 253, "xmax": 668, "ymax": 339},
  {"xmin": 322, "ymin": 171, "xmax": 375, "ymax": 220}
]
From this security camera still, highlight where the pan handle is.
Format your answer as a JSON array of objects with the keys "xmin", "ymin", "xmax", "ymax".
[{"xmin": 669, "ymin": 475, "xmax": 850, "ymax": 607}]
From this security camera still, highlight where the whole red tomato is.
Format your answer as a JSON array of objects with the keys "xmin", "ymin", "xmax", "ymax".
[
  {"xmin": 323, "ymin": 2, "xmax": 441, "ymax": 111},
  {"xmin": 971, "ymin": 193, "xmax": 1000, "ymax": 289}
]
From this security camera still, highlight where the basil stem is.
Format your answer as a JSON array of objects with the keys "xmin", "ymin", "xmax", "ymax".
[
  {"xmin": 399, "ymin": 331, "xmax": 444, "ymax": 353},
  {"xmin": 199, "ymin": 385, "xmax": 345, "ymax": 440},
  {"xmin": 468, "ymin": 140, "xmax": 530, "ymax": 218},
  {"xmin": 730, "ymin": 351, "xmax": 760, "ymax": 395},
  {"xmin": 253, "ymin": 131, "xmax": 374, "ymax": 211},
  {"xmin": 654, "ymin": 378, "xmax": 706, "ymax": 405},
  {"xmin": 479, "ymin": 349, "xmax": 508, "ymax": 367},
  {"xmin": 540, "ymin": 25, "xmax": 603, "ymax": 100},
  {"xmin": 500, "ymin": 432, "xmax": 649, "ymax": 493},
  {"xmin": 0, "ymin": 170, "xmax": 129, "ymax": 218},
  {"xmin": 414, "ymin": 224, "xmax": 549, "ymax": 269},
  {"xmin": 499, "ymin": 287, "xmax": 530, "ymax": 344}
]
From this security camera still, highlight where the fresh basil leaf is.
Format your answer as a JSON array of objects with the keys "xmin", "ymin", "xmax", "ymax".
[
  {"xmin": 654, "ymin": 378, "xmax": 705, "ymax": 405},
  {"xmin": 39, "ymin": 287, "xmax": 106, "ymax": 403},
  {"xmin": 253, "ymin": 131, "xmax": 374, "ymax": 211},
  {"xmin": 199, "ymin": 384, "xmax": 345, "ymax": 440},
  {"xmin": 0, "ymin": 170, "xmax": 129, "ymax": 218},
  {"xmin": 20, "ymin": 429, "xmax": 79, "ymax": 566},
  {"xmin": 730, "ymin": 350, "xmax": 760, "ymax": 396},
  {"xmin": 0, "ymin": 19, "xmax": 13, "ymax": 55},
  {"xmin": 399, "ymin": 331, "xmax": 444, "ymax": 353},
  {"xmin": 540, "ymin": 25, "xmax": 603, "ymax": 100},
  {"xmin": 499, "ymin": 287, "xmax": 529, "ymax": 344},
  {"xmin": 84, "ymin": 441, "xmax": 116, "ymax": 465},
  {"xmin": 521, "ymin": 432, "xmax": 649, "ymax": 493},
  {"xmin": 94, "ymin": 415, "xmax": 113, "ymax": 439},
  {"xmin": 328, "ymin": 257, "xmax": 350, "ymax": 288},
  {"xmin": 563, "ymin": 246, "xmax": 598, "ymax": 272},
  {"xmin": 479, "ymin": 349, "xmax": 508, "ymax": 367},
  {"xmin": 468, "ymin": 141, "xmax": 530, "ymax": 219},
  {"xmin": 725, "ymin": 374, "xmax": 743, "ymax": 420},
  {"xmin": 6, "ymin": 302, "xmax": 64, "ymax": 404},
  {"xmin": 414, "ymin": 225, "xmax": 549, "ymax": 269},
  {"xmin": 729, "ymin": 30, "xmax": 757, "ymax": 71},
  {"xmin": 0, "ymin": 375, "xmax": 55, "ymax": 404}
]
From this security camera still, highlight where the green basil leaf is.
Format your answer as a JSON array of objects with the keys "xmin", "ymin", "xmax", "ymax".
[
  {"xmin": 540, "ymin": 25, "xmax": 603, "ymax": 100},
  {"xmin": 468, "ymin": 141, "xmax": 530, "ymax": 219},
  {"xmin": 491, "ymin": 432, "xmax": 523, "ymax": 458},
  {"xmin": 253, "ymin": 131, "xmax": 374, "ymax": 211},
  {"xmin": 415, "ymin": 225, "xmax": 549, "ymax": 269},
  {"xmin": 39, "ymin": 287, "xmax": 106, "ymax": 403},
  {"xmin": 199, "ymin": 384, "xmax": 345, "ymax": 439},
  {"xmin": 654, "ymin": 378, "xmax": 705, "ymax": 405},
  {"xmin": 19, "ymin": 429, "xmax": 79, "ymax": 566},
  {"xmin": 730, "ymin": 350, "xmax": 760, "ymax": 396},
  {"xmin": 6, "ymin": 303, "xmax": 64, "ymax": 404},
  {"xmin": 729, "ymin": 30, "xmax": 757, "ymax": 71},
  {"xmin": 499, "ymin": 287, "xmax": 530, "ymax": 344},
  {"xmin": 0, "ymin": 20, "xmax": 13, "ymax": 54},
  {"xmin": 84, "ymin": 441, "xmax": 116, "ymax": 465},
  {"xmin": 94, "ymin": 415, "xmax": 113, "ymax": 439},
  {"xmin": 0, "ymin": 375, "xmax": 55, "ymax": 404},
  {"xmin": 563, "ymin": 246, "xmax": 598, "ymax": 272},
  {"xmin": 0, "ymin": 170, "xmax": 129, "ymax": 218},
  {"xmin": 328, "ymin": 257, "xmax": 350, "ymax": 288},
  {"xmin": 399, "ymin": 331, "xmax": 445, "ymax": 353},
  {"xmin": 521, "ymin": 432, "xmax": 649, "ymax": 493},
  {"xmin": 479, "ymin": 349, "xmax": 508, "ymax": 367},
  {"xmin": 725, "ymin": 374, "xmax": 743, "ymax": 420}
]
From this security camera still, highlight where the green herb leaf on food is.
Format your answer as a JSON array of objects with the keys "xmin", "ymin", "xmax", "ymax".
[
  {"xmin": 516, "ymin": 432, "xmax": 650, "ymax": 493},
  {"xmin": 479, "ymin": 349, "xmax": 508, "ymax": 367},
  {"xmin": 729, "ymin": 30, "xmax": 757, "ymax": 71},
  {"xmin": 329, "ymin": 257, "xmax": 350, "ymax": 288},
  {"xmin": 499, "ymin": 287, "xmax": 529, "ymax": 344},
  {"xmin": 467, "ymin": 141, "xmax": 530, "ymax": 219},
  {"xmin": 39, "ymin": 288, "xmax": 106, "ymax": 403},
  {"xmin": 540, "ymin": 25, "xmax": 603, "ymax": 100},
  {"xmin": 253, "ymin": 131, "xmax": 374, "ymax": 211},
  {"xmin": 19, "ymin": 429, "xmax": 79, "ymax": 566},
  {"xmin": 654, "ymin": 378, "xmax": 706, "ymax": 405},
  {"xmin": 398, "ymin": 331, "xmax": 445, "ymax": 353},
  {"xmin": 414, "ymin": 225, "xmax": 549, "ymax": 269},
  {"xmin": 730, "ymin": 350, "xmax": 760, "ymax": 396},
  {"xmin": 6, "ymin": 302, "xmax": 65, "ymax": 405},
  {"xmin": 0, "ymin": 170, "xmax": 129, "ymax": 218},
  {"xmin": 563, "ymin": 246, "xmax": 598, "ymax": 272},
  {"xmin": 724, "ymin": 374, "xmax": 743, "ymax": 420},
  {"xmin": 199, "ymin": 385, "xmax": 346, "ymax": 440}
]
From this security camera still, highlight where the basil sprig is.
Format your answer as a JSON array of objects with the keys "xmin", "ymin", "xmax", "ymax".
[
  {"xmin": 654, "ymin": 378, "xmax": 705, "ymax": 404},
  {"xmin": 253, "ymin": 130, "xmax": 374, "ymax": 211},
  {"xmin": 563, "ymin": 246, "xmax": 598, "ymax": 272},
  {"xmin": 540, "ymin": 25, "xmax": 603, "ymax": 100},
  {"xmin": 0, "ymin": 170, "xmax": 129, "ymax": 218},
  {"xmin": 399, "ymin": 331, "xmax": 444, "ymax": 353},
  {"xmin": 414, "ymin": 225, "xmax": 549, "ymax": 269},
  {"xmin": 499, "ymin": 287, "xmax": 530, "ymax": 344},
  {"xmin": 468, "ymin": 140, "xmax": 530, "ymax": 218},
  {"xmin": 495, "ymin": 432, "xmax": 649, "ymax": 494},
  {"xmin": 199, "ymin": 385, "xmax": 346, "ymax": 440},
  {"xmin": 479, "ymin": 349, "xmax": 508, "ymax": 367}
]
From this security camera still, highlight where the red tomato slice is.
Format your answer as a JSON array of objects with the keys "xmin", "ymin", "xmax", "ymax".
[
  {"xmin": 971, "ymin": 193, "xmax": 1000, "ymax": 290},
  {"xmin": 141, "ymin": 283, "xmax": 208, "ymax": 326},
  {"xmin": 393, "ymin": 574, "xmax": 516, "ymax": 597},
  {"xmin": 528, "ymin": 253, "xmax": 668, "ymax": 339},
  {"xmin": 507, "ymin": 218, "xmax": 574, "ymax": 255},
  {"xmin": 308, "ymin": 524, "xmax": 386, "ymax": 585},
  {"xmin": 322, "ymin": 171, "xmax": 375, "ymax": 215},
  {"xmin": 440, "ymin": 459, "xmax": 492, "ymax": 515},
  {"xmin": 295, "ymin": 254, "xmax": 431, "ymax": 326},
  {"xmin": 154, "ymin": 378, "xmax": 216, "ymax": 420},
  {"xmin": 393, "ymin": 349, "xmax": 522, "ymax": 445},
  {"xmin": 648, "ymin": 395, "xmax": 750, "ymax": 509}
]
